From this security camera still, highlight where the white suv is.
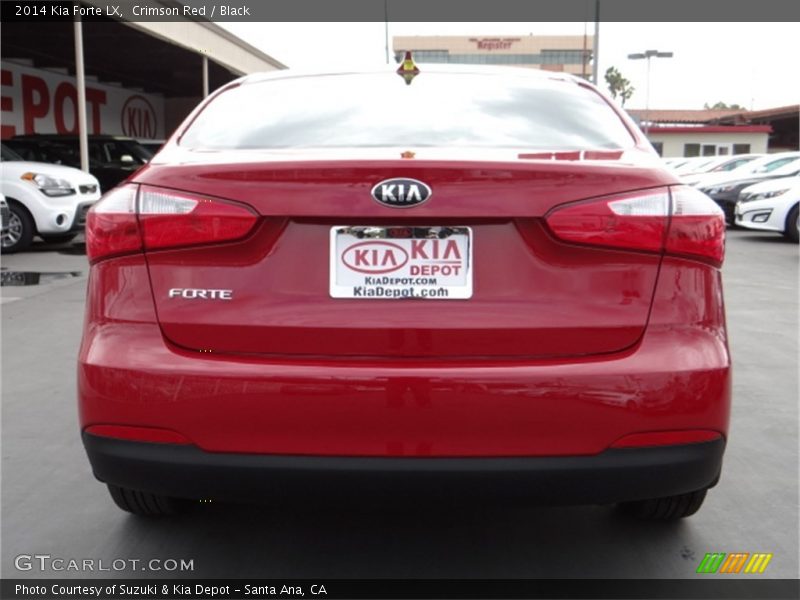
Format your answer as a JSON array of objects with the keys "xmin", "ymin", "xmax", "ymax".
[{"xmin": 1, "ymin": 143, "xmax": 101, "ymax": 253}]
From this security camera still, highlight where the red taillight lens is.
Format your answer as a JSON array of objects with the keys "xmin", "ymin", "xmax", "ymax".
[
  {"xmin": 86, "ymin": 185, "xmax": 141, "ymax": 262},
  {"xmin": 86, "ymin": 185, "xmax": 258, "ymax": 262},
  {"xmin": 138, "ymin": 185, "xmax": 257, "ymax": 251},
  {"xmin": 665, "ymin": 186, "xmax": 726, "ymax": 265},
  {"xmin": 610, "ymin": 429, "xmax": 722, "ymax": 448},
  {"xmin": 545, "ymin": 188, "xmax": 669, "ymax": 253},
  {"xmin": 545, "ymin": 185, "xmax": 725, "ymax": 265}
]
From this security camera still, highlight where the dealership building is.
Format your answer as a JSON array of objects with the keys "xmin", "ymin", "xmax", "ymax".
[
  {"xmin": 627, "ymin": 107, "xmax": 799, "ymax": 157},
  {"xmin": 393, "ymin": 35, "xmax": 593, "ymax": 78},
  {"xmin": 1, "ymin": 10, "xmax": 285, "ymax": 144}
]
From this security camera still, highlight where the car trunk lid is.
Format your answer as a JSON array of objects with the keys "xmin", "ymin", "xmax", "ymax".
[{"xmin": 140, "ymin": 159, "xmax": 672, "ymax": 359}]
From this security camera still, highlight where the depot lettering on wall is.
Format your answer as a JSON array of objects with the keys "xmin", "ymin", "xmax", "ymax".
[
  {"xmin": 469, "ymin": 38, "xmax": 521, "ymax": 51},
  {"xmin": 0, "ymin": 63, "xmax": 164, "ymax": 139}
]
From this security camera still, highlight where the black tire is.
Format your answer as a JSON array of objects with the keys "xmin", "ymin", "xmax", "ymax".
[
  {"xmin": 2, "ymin": 201, "xmax": 35, "ymax": 253},
  {"xmin": 784, "ymin": 204, "xmax": 799, "ymax": 244},
  {"xmin": 41, "ymin": 233, "xmax": 78, "ymax": 244},
  {"xmin": 618, "ymin": 489, "xmax": 707, "ymax": 520},
  {"xmin": 107, "ymin": 484, "xmax": 185, "ymax": 517}
]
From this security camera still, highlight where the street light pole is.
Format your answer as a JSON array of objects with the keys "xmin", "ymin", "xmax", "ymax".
[
  {"xmin": 627, "ymin": 49, "xmax": 673, "ymax": 136},
  {"xmin": 645, "ymin": 55, "xmax": 651, "ymax": 133},
  {"xmin": 591, "ymin": 0, "xmax": 600, "ymax": 84},
  {"xmin": 384, "ymin": 0, "xmax": 390, "ymax": 64}
]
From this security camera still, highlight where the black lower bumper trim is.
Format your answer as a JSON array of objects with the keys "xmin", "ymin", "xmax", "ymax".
[
  {"xmin": 68, "ymin": 201, "xmax": 94, "ymax": 231},
  {"xmin": 83, "ymin": 433, "xmax": 725, "ymax": 505}
]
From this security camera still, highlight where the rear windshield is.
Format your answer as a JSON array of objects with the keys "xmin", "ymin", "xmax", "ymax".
[{"xmin": 180, "ymin": 72, "xmax": 635, "ymax": 151}]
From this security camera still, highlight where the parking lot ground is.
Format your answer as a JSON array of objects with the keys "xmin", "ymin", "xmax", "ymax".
[{"xmin": 1, "ymin": 230, "xmax": 797, "ymax": 579}]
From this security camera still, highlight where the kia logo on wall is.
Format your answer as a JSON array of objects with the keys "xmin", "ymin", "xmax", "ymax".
[
  {"xmin": 371, "ymin": 178, "xmax": 432, "ymax": 208},
  {"xmin": 121, "ymin": 95, "xmax": 157, "ymax": 139}
]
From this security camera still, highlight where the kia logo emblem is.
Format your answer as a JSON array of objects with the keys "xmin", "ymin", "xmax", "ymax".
[
  {"xmin": 371, "ymin": 178, "xmax": 432, "ymax": 208},
  {"xmin": 342, "ymin": 241, "xmax": 410, "ymax": 274}
]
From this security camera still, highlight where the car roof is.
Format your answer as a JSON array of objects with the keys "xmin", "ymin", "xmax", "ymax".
[{"xmin": 239, "ymin": 64, "xmax": 584, "ymax": 87}]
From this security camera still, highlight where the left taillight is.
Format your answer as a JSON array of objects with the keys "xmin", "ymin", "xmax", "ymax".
[
  {"xmin": 544, "ymin": 185, "xmax": 725, "ymax": 266},
  {"xmin": 86, "ymin": 184, "xmax": 141, "ymax": 262},
  {"xmin": 86, "ymin": 184, "xmax": 258, "ymax": 263}
]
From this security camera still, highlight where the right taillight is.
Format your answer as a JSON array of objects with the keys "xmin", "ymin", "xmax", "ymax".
[
  {"xmin": 86, "ymin": 184, "xmax": 258, "ymax": 263},
  {"xmin": 545, "ymin": 185, "xmax": 725, "ymax": 266}
]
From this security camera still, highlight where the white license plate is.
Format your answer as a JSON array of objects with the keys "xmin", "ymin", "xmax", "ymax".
[{"xmin": 330, "ymin": 226, "xmax": 473, "ymax": 299}]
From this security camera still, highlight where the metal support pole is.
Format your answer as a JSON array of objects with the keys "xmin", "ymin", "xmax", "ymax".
[
  {"xmin": 644, "ymin": 56, "xmax": 652, "ymax": 135},
  {"xmin": 582, "ymin": 21, "xmax": 588, "ymax": 79},
  {"xmin": 591, "ymin": 0, "xmax": 600, "ymax": 84},
  {"xmin": 73, "ymin": 17, "xmax": 89, "ymax": 173},
  {"xmin": 628, "ymin": 50, "xmax": 672, "ymax": 137},
  {"xmin": 384, "ymin": 0, "xmax": 390, "ymax": 64},
  {"xmin": 202, "ymin": 55, "xmax": 209, "ymax": 98}
]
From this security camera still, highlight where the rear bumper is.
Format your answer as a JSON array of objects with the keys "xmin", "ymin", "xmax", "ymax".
[
  {"xmin": 735, "ymin": 200, "xmax": 789, "ymax": 233},
  {"xmin": 83, "ymin": 433, "xmax": 725, "ymax": 505},
  {"xmin": 79, "ymin": 256, "xmax": 731, "ymax": 458}
]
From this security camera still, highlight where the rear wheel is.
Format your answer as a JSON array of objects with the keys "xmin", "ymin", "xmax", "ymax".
[
  {"xmin": 618, "ymin": 489, "xmax": 707, "ymax": 520},
  {"xmin": 784, "ymin": 204, "xmax": 799, "ymax": 243},
  {"xmin": 107, "ymin": 484, "xmax": 186, "ymax": 517},
  {"xmin": 2, "ymin": 201, "xmax": 35, "ymax": 253}
]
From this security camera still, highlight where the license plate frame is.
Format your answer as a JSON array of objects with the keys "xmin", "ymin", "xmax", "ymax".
[{"xmin": 329, "ymin": 225, "xmax": 473, "ymax": 300}]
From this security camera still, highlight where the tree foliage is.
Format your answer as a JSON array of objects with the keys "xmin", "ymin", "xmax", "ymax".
[
  {"xmin": 604, "ymin": 66, "xmax": 635, "ymax": 106},
  {"xmin": 704, "ymin": 101, "xmax": 745, "ymax": 110}
]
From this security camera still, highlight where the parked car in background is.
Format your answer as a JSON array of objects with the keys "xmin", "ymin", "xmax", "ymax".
[
  {"xmin": 80, "ymin": 65, "xmax": 729, "ymax": 520},
  {"xmin": 700, "ymin": 158, "xmax": 800, "ymax": 224},
  {"xmin": 678, "ymin": 156, "xmax": 724, "ymax": 174},
  {"xmin": 663, "ymin": 157, "xmax": 690, "ymax": 169},
  {"xmin": 6, "ymin": 135, "xmax": 153, "ymax": 192},
  {"xmin": 672, "ymin": 156, "xmax": 717, "ymax": 175},
  {"xmin": 137, "ymin": 139, "xmax": 166, "ymax": 154},
  {"xmin": 735, "ymin": 176, "xmax": 800, "ymax": 243},
  {"xmin": 0, "ymin": 142, "xmax": 101, "ymax": 253},
  {"xmin": 690, "ymin": 152, "xmax": 800, "ymax": 191},
  {"xmin": 680, "ymin": 154, "xmax": 763, "ymax": 186}
]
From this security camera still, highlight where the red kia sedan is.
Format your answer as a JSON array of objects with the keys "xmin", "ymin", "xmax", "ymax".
[{"xmin": 78, "ymin": 65, "xmax": 730, "ymax": 518}]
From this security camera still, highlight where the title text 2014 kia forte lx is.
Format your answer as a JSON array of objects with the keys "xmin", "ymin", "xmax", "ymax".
[{"xmin": 78, "ymin": 64, "xmax": 730, "ymax": 519}]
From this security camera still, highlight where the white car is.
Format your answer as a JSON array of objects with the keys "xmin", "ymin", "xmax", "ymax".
[
  {"xmin": 690, "ymin": 152, "xmax": 800, "ymax": 190},
  {"xmin": 734, "ymin": 176, "xmax": 800, "ymax": 243},
  {"xmin": 679, "ymin": 154, "xmax": 763, "ymax": 185},
  {"xmin": 1, "ymin": 143, "xmax": 101, "ymax": 253},
  {"xmin": 672, "ymin": 156, "xmax": 718, "ymax": 175}
]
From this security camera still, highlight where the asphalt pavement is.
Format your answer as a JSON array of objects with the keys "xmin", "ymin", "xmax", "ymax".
[{"xmin": 1, "ymin": 230, "xmax": 797, "ymax": 579}]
